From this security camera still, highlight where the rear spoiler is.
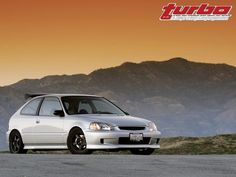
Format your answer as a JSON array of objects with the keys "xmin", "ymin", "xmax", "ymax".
[{"xmin": 25, "ymin": 93, "xmax": 48, "ymax": 100}]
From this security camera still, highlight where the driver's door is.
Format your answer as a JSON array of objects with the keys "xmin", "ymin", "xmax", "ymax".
[{"xmin": 34, "ymin": 96, "xmax": 65, "ymax": 145}]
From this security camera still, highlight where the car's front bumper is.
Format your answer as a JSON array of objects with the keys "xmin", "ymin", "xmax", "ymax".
[
  {"xmin": 84, "ymin": 130, "xmax": 161, "ymax": 149},
  {"xmin": 87, "ymin": 144, "xmax": 160, "ymax": 149}
]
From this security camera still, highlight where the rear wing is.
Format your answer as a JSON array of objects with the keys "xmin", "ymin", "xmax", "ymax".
[{"xmin": 24, "ymin": 93, "xmax": 48, "ymax": 100}]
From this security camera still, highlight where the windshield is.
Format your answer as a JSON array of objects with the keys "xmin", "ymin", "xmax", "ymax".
[{"xmin": 61, "ymin": 96, "xmax": 125, "ymax": 115}]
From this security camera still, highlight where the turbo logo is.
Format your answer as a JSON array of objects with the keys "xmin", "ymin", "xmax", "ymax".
[{"xmin": 160, "ymin": 3, "xmax": 232, "ymax": 21}]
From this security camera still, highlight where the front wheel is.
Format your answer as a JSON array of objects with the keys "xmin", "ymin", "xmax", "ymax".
[
  {"xmin": 130, "ymin": 148, "xmax": 155, "ymax": 155},
  {"xmin": 9, "ymin": 131, "xmax": 27, "ymax": 154},
  {"xmin": 67, "ymin": 128, "xmax": 92, "ymax": 154}
]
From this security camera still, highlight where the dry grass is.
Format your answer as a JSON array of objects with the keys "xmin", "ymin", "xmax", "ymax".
[{"xmin": 157, "ymin": 134, "xmax": 236, "ymax": 154}]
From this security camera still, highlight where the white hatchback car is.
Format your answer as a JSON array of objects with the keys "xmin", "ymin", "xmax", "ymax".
[{"xmin": 7, "ymin": 94, "xmax": 161, "ymax": 155}]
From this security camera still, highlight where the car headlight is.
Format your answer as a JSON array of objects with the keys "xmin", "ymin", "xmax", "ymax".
[
  {"xmin": 147, "ymin": 122, "xmax": 158, "ymax": 132},
  {"xmin": 89, "ymin": 122, "xmax": 114, "ymax": 131}
]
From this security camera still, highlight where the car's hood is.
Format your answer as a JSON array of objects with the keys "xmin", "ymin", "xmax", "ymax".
[{"xmin": 70, "ymin": 114, "xmax": 150, "ymax": 127}]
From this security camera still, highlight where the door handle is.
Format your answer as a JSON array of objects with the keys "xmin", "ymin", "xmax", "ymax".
[{"xmin": 36, "ymin": 120, "xmax": 40, "ymax": 124}]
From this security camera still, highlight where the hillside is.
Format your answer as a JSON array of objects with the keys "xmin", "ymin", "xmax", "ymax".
[
  {"xmin": 1, "ymin": 58, "xmax": 236, "ymax": 149},
  {"xmin": 158, "ymin": 134, "xmax": 236, "ymax": 154}
]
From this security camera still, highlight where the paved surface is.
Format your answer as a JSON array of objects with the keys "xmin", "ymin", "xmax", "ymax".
[{"xmin": 0, "ymin": 154, "xmax": 235, "ymax": 177}]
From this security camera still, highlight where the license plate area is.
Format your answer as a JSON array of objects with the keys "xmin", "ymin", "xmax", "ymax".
[{"xmin": 129, "ymin": 133, "xmax": 143, "ymax": 142}]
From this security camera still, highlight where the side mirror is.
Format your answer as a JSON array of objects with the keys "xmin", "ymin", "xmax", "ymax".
[{"xmin": 54, "ymin": 110, "xmax": 65, "ymax": 117}]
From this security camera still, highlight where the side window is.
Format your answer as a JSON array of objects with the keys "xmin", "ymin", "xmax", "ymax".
[
  {"xmin": 21, "ymin": 98, "xmax": 42, "ymax": 115},
  {"xmin": 78, "ymin": 100, "xmax": 92, "ymax": 114},
  {"xmin": 39, "ymin": 97, "xmax": 62, "ymax": 116}
]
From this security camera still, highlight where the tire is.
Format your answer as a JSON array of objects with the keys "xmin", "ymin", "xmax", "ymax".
[
  {"xmin": 9, "ymin": 130, "xmax": 27, "ymax": 154},
  {"xmin": 130, "ymin": 148, "xmax": 155, "ymax": 155},
  {"xmin": 67, "ymin": 128, "xmax": 92, "ymax": 154}
]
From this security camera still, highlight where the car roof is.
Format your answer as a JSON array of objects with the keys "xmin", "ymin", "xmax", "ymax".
[{"xmin": 25, "ymin": 93, "xmax": 101, "ymax": 99}]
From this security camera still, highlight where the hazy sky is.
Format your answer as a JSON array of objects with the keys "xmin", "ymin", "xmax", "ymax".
[{"xmin": 0, "ymin": 0, "xmax": 235, "ymax": 86}]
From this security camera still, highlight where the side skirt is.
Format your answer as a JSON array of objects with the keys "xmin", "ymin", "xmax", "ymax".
[{"xmin": 24, "ymin": 144, "xmax": 68, "ymax": 150}]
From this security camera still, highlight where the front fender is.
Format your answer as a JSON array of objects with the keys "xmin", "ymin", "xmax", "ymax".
[{"xmin": 63, "ymin": 119, "xmax": 90, "ymax": 141}]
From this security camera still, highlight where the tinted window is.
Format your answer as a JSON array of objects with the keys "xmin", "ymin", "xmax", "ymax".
[
  {"xmin": 61, "ymin": 96, "xmax": 125, "ymax": 115},
  {"xmin": 39, "ymin": 97, "xmax": 62, "ymax": 116},
  {"xmin": 21, "ymin": 98, "xmax": 42, "ymax": 115},
  {"xmin": 78, "ymin": 100, "xmax": 93, "ymax": 114}
]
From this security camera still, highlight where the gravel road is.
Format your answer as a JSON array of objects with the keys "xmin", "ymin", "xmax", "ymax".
[{"xmin": 0, "ymin": 154, "xmax": 235, "ymax": 177}]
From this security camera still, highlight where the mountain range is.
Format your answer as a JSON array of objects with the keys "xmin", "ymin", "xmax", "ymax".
[{"xmin": 1, "ymin": 58, "xmax": 236, "ymax": 149}]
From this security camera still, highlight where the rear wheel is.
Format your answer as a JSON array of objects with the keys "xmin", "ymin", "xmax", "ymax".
[
  {"xmin": 67, "ymin": 128, "xmax": 92, "ymax": 154},
  {"xmin": 130, "ymin": 148, "xmax": 155, "ymax": 155},
  {"xmin": 9, "ymin": 131, "xmax": 27, "ymax": 154}
]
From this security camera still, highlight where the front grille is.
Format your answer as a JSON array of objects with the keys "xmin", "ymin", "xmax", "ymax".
[
  {"xmin": 119, "ymin": 126, "xmax": 145, "ymax": 131},
  {"xmin": 118, "ymin": 137, "xmax": 151, "ymax": 145}
]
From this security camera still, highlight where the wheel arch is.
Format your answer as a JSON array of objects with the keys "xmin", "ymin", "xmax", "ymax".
[
  {"xmin": 8, "ymin": 129, "xmax": 26, "ymax": 145},
  {"xmin": 9, "ymin": 129, "xmax": 21, "ymax": 138},
  {"xmin": 67, "ymin": 126, "xmax": 84, "ymax": 140}
]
